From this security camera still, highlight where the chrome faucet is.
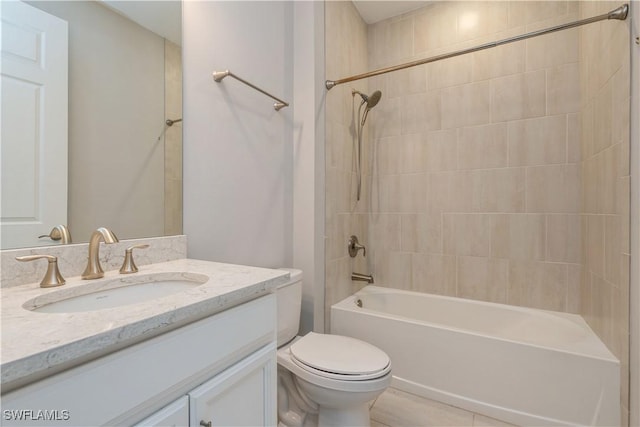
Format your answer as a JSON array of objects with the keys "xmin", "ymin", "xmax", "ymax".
[
  {"xmin": 351, "ymin": 272, "xmax": 374, "ymax": 284},
  {"xmin": 82, "ymin": 227, "xmax": 119, "ymax": 279}
]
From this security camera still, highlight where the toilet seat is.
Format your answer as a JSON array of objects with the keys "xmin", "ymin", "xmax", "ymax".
[
  {"xmin": 278, "ymin": 342, "xmax": 392, "ymax": 393},
  {"xmin": 289, "ymin": 333, "xmax": 391, "ymax": 381}
]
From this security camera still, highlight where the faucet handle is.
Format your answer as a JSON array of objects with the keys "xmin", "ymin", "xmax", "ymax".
[
  {"xmin": 119, "ymin": 244, "xmax": 149, "ymax": 274},
  {"xmin": 348, "ymin": 235, "xmax": 366, "ymax": 257},
  {"xmin": 16, "ymin": 255, "xmax": 66, "ymax": 288}
]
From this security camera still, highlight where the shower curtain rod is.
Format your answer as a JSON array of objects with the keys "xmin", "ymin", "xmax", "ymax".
[{"xmin": 325, "ymin": 3, "xmax": 629, "ymax": 90}]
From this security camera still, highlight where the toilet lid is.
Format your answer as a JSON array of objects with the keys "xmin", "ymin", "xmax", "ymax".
[{"xmin": 290, "ymin": 333, "xmax": 390, "ymax": 377}]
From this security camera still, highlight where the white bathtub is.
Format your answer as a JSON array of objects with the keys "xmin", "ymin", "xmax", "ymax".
[{"xmin": 331, "ymin": 286, "xmax": 620, "ymax": 426}]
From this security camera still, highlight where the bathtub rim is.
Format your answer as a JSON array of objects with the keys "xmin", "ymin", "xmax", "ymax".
[{"xmin": 331, "ymin": 285, "xmax": 618, "ymax": 363}]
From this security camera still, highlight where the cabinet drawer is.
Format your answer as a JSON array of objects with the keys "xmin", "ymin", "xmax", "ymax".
[{"xmin": 2, "ymin": 294, "xmax": 276, "ymax": 426}]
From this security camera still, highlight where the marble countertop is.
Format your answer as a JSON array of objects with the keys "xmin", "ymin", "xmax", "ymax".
[{"xmin": 1, "ymin": 259, "xmax": 289, "ymax": 392}]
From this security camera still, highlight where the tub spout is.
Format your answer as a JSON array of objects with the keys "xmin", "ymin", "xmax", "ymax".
[{"xmin": 351, "ymin": 272, "xmax": 374, "ymax": 284}]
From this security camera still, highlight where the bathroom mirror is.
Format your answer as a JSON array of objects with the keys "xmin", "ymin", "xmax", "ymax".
[{"xmin": 0, "ymin": 0, "xmax": 182, "ymax": 250}]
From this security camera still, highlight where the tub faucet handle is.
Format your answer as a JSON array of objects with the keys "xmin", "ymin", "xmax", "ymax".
[{"xmin": 348, "ymin": 235, "xmax": 366, "ymax": 257}]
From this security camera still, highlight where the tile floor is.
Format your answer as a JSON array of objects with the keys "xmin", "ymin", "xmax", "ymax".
[{"xmin": 369, "ymin": 388, "xmax": 518, "ymax": 427}]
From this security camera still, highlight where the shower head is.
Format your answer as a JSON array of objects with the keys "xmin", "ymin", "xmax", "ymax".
[
  {"xmin": 352, "ymin": 89, "xmax": 383, "ymax": 110},
  {"xmin": 366, "ymin": 90, "xmax": 382, "ymax": 109},
  {"xmin": 353, "ymin": 89, "xmax": 382, "ymax": 126}
]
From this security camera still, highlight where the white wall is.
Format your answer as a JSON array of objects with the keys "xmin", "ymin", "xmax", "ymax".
[
  {"xmin": 292, "ymin": 1, "xmax": 325, "ymax": 333},
  {"xmin": 630, "ymin": 2, "xmax": 639, "ymax": 424},
  {"xmin": 183, "ymin": 1, "xmax": 294, "ymax": 268}
]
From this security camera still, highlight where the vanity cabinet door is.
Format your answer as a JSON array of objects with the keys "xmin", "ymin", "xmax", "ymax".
[
  {"xmin": 133, "ymin": 396, "xmax": 189, "ymax": 427},
  {"xmin": 189, "ymin": 343, "xmax": 276, "ymax": 427}
]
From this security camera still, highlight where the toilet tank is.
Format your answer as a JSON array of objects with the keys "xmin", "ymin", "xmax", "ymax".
[{"xmin": 276, "ymin": 268, "xmax": 302, "ymax": 346}]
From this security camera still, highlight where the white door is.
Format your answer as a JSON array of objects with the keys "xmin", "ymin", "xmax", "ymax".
[
  {"xmin": 189, "ymin": 344, "xmax": 277, "ymax": 427},
  {"xmin": 1, "ymin": 0, "xmax": 68, "ymax": 249}
]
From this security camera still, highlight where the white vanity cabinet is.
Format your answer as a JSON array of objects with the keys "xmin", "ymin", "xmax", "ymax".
[
  {"xmin": 135, "ymin": 344, "xmax": 276, "ymax": 427},
  {"xmin": 1, "ymin": 294, "xmax": 277, "ymax": 427},
  {"xmin": 134, "ymin": 396, "xmax": 189, "ymax": 427},
  {"xmin": 188, "ymin": 344, "xmax": 275, "ymax": 427}
]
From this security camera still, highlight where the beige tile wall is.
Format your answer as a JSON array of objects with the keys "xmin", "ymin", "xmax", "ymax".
[
  {"xmin": 359, "ymin": 1, "xmax": 582, "ymax": 311},
  {"xmin": 164, "ymin": 40, "xmax": 183, "ymax": 236},
  {"xmin": 325, "ymin": 1, "xmax": 370, "ymax": 331},
  {"xmin": 579, "ymin": 1, "xmax": 631, "ymax": 424},
  {"xmin": 325, "ymin": 0, "xmax": 631, "ymax": 422}
]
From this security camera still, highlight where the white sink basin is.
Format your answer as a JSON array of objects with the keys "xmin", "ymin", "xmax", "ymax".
[{"xmin": 24, "ymin": 273, "xmax": 208, "ymax": 313}]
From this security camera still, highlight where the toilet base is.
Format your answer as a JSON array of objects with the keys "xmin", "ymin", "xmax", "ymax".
[
  {"xmin": 293, "ymin": 375, "xmax": 383, "ymax": 427},
  {"xmin": 317, "ymin": 404, "xmax": 371, "ymax": 427}
]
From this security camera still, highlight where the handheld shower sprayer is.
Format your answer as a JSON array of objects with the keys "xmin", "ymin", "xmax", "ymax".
[
  {"xmin": 351, "ymin": 89, "xmax": 383, "ymax": 201},
  {"xmin": 352, "ymin": 89, "xmax": 382, "ymax": 110},
  {"xmin": 352, "ymin": 89, "xmax": 382, "ymax": 126}
]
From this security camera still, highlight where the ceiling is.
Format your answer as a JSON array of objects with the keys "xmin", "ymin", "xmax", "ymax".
[
  {"xmin": 100, "ymin": 1, "xmax": 181, "ymax": 46},
  {"xmin": 352, "ymin": 1, "xmax": 432, "ymax": 24},
  {"xmin": 98, "ymin": 1, "xmax": 430, "ymax": 46}
]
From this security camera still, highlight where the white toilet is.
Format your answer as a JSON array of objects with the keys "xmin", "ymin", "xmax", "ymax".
[{"xmin": 276, "ymin": 269, "xmax": 391, "ymax": 427}]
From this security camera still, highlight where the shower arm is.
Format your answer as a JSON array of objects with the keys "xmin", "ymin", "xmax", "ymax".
[{"xmin": 325, "ymin": 3, "xmax": 629, "ymax": 90}]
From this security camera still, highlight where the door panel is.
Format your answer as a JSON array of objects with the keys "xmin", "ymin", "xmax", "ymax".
[
  {"xmin": 1, "ymin": 0, "xmax": 68, "ymax": 248},
  {"xmin": 189, "ymin": 344, "xmax": 276, "ymax": 427}
]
